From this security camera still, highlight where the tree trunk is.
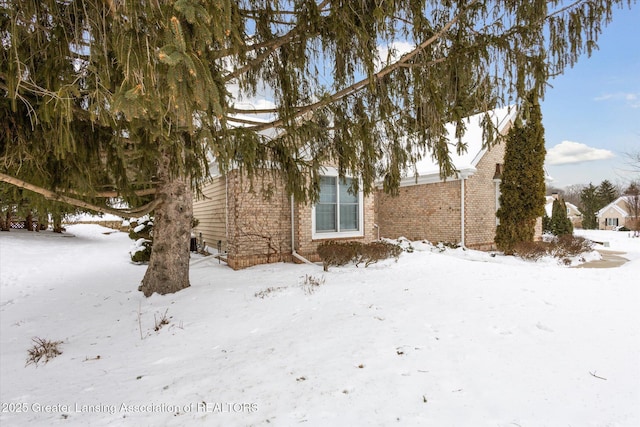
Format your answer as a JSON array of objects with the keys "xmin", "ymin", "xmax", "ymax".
[
  {"xmin": 138, "ymin": 154, "xmax": 192, "ymax": 297},
  {"xmin": 25, "ymin": 211, "xmax": 33, "ymax": 231},
  {"xmin": 0, "ymin": 210, "xmax": 9, "ymax": 231},
  {"xmin": 52, "ymin": 213, "xmax": 63, "ymax": 233}
]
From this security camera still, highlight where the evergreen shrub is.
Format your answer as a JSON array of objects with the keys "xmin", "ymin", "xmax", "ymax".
[{"xmin": 128, "ymin": 216, "xmax": 153, "ymax": 263}]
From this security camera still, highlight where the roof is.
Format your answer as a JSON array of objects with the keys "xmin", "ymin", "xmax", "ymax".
[
  {"xmin": 402, "ymin": 105, "xmax": 518, "ymax": 185},
  {"xmin": 544, "ymin": 196, "xmax": 581, "ymax": 217},
  {"xmin": 597, "ymin": 196, "xmax": 632, "ymax": 217}
]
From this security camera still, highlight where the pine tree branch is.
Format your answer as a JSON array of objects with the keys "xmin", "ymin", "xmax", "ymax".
[
  {"xmin": 241, "ymin": 4, "xmax": 465, "ymax": 133},
  {"xmin": 222, "ymin": 0, "xmax": 331, "ymax": 81},
  {"xmin": 64, "ymin": 187, "xmax": 158, "ymax": 198},
  {"xmin": 0, "ymin": 172, "xmax": 162, "ymax": 217},
  {"xmin": 219, "ymin": 0, "xmax": 331, "ymax": 67}
]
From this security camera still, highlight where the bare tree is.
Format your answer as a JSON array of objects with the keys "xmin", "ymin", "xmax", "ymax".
[
  {"xmin": 562, "ymin": 184, "xmax": 585, "ymax": 209},
  {"xmin": 624, "ymin": 181, "xmax": 640, "ymax": 231}
]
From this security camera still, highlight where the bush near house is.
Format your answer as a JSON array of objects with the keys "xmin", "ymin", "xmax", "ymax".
[{"xmin": 317, "ymin": 240, "xmax": 403, "ymax": 271}]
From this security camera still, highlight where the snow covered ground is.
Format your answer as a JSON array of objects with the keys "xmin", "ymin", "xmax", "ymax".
[{"xmin": 1, "ymin": 225, "xmax": 639, "ymax": 427}]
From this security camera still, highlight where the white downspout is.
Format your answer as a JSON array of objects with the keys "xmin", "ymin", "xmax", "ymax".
[
  {"xmin": 290, "ymin": 195, "xmax": 316, "ymax": 265},
  {"xmin": 460, "ymin": 175, "xmax": 466, "ymax": 248},
  {"xmin": 494, "ymin": 178, "xmax": 501, "ymax": 226}
]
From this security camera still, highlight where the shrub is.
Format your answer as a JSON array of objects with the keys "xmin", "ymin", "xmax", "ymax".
[
  {"xmin": 26, "ymin": 337, "xmax": 63, "ymax": 367},
  {"xmin": 513, "ymin": 235, "xmax": 593, "ymax": 262},
  {"xmin": 552, "ymin": 235, "xmax": 593, "ymax": 258},
  {"xmin": 130, "ymin": 238, "xmax": 153, "ymax": 263},
  {"xmin": 317, "ymin": 241, "xmax": 358, "ymax": 271},
  {"xmin": 513, "ymin": 240, "xmax": 550, "ymax": 261},
  {"xmin": 317, "ymin": 240, "xmax": 403, "ymax": 271},
  {"xmin": 128, "ymin": 216, "xmax": 153, "ymax": 263},
  {"xmin": 356, "ymin": 241, "xmax": 403, "ymax": 267}
]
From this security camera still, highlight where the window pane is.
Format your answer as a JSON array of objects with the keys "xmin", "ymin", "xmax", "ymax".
[
  {"xmin": 316, "ymin": 204, "xmax": 336, "ymax": 232},
  {"xmin": 319, "ymin": 176, "xmax": 336, "ymax": 203},
  {"xmin": 340, "ymin": 204, "xmax": 358, "ymax": 230},
  {"xmin": 339, "ymin": 178, "xmax": 357, "ymax": 203}
]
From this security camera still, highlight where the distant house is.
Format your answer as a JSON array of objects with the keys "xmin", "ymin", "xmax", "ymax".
[
  {"xmin": 375, "ymin": 106, "xmax": 527, "ymax": 251},
  {"xmin": 545, "ymin": 194, "xmax": 582, "ymax": 228},
  {"xmin": 193, "ymin": 106, "xmax": 531, "ymax": 268},
  {"xmin": 597, "ymin": 196, "xmax": 639, "ymax": 230}
]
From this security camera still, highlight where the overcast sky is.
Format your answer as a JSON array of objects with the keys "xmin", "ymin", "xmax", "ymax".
[{"xmin": 541, "ymin": 4, "xmax": 640, "ymax": 190}]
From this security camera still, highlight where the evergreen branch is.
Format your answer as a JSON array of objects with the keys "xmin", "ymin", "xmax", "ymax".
[
  {"xmin": 222, "ymin": 32, "xmax": 300, "ymax": 82},
  {"xmin": 243, "ymin": 3, "xmax": 471, "ymax": 132},
  {"xmin": 0, "ymin": 172, "xmax": 162, "ymax": 217},
  {"xmin": 222, "ymin": 0, "xmax": 330, "ymax": 81},
  {"xmin": 227, "ymin": 106, "xmax": 280, "ymax": 114},
  {"xmin": 64, "ymin": 188, "xmax": 158, "ymax": 198},
  {"xmin": 225, "ymin": 115, "xmax": 274, "ymax": 126}
]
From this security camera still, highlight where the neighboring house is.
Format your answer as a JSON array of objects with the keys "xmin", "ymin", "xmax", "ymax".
[
  {"xmin": 375, "ymin": 106, "xmax": 524, "ymax": 251},
  {"xmin": 193, "ymin": 106, "xmax": 530, "ymax": 268},
  {"xmin": 597, "ymin": 196, "xmax": 639, "ymax": 230},
  {"xmin": 545, "ymin": 194, "xmax": 583, "ymax": 228}
]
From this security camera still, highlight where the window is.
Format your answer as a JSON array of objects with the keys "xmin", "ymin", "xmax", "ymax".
[
  {"xmin": 605, "ymin": 218, "xmax": 618, "ymax": 227},
  {"xmin": 313, "ymin": 172, "xmax": 363, "ymax": 238}
]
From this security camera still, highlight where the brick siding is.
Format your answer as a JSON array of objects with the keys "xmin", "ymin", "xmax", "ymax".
[
  {"xmin": 376, "ymin": 142, "xmax": 507, "ymax": 250},
  {"xmin": 376, "ymin": 180, "xmax": 462, "ymax": 244}
]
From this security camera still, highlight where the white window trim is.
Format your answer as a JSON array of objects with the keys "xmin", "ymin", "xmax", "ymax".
[{"xmin": 311, "ymin": 167, "xmax": 364, "ymax": 240}]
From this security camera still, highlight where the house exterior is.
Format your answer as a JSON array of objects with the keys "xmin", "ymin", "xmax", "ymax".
[
  {"xmin": 597, "ymin": 196, "xmax": 639, "ymax": 230},
  {"xmin": 545, "ymin": 194, "xmax": 583, "ymax": 228},
  {"xmin": 193, "ymin": 167, "xmax": 377, "ymax": 269},
  {"xmin": 193, "ymin": 106, "xmax": 535, "ymax": 269},
  {"xmin": 375, "ymin": 106, "xmax": 527, "ymax": 251}
]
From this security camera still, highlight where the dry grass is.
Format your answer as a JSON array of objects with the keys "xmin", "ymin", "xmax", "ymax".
[{"xmin": 26, "ymin": 337, "xmax": 63, "ymax": 367}]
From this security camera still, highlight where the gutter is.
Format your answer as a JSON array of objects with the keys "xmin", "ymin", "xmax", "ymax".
[{"xmin": 290, "ymin": 195, "xmax": 316, "ymax": 266}]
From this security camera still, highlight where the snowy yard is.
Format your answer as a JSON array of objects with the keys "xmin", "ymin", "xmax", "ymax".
[{"xmin": 1, "ymin": 225, "xmax": 639, "ymax": 427}]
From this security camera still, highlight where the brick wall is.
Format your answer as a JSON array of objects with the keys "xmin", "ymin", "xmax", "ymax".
[
  {"xmin": 226, "ymin": 171, "xmax": 293, "ymax": 269},
  {"xmin": 376, "ymin": 180, "xmax": 462, "ymax": 244},
  {"xmin": 376, "ymin": 142, "xmax": 506, "ymax": 250},
  {"xmin": 194, "ymin": 168, "xmax": 379, "ymax": 269},
  {"xmin": 294, "ymin": 194, "xmax": 377, "ymax": 261},
  {"xmin": 464, "ymin": 142, "xmax": 505, "ymax": 250}
]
